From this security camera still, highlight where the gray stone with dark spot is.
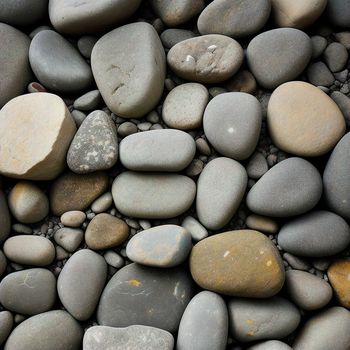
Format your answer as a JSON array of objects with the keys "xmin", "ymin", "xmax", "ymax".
[
  {"xmin": 0, "ymin": 190, "xmax": 10, "ymax": 243},
  {"xmin": 0, "ymin": 311, "xmax": 13, "ymax": 346},
  {"xmin": 67, "ymin": 110, "xmax": 118, "ymax": 174},
  {"xmin": 97, "ymin": 263, "xmax": 194, "ymax": 332}
]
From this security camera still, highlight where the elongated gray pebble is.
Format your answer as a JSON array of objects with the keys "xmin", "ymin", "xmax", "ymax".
[{"xmin": 182, "ymin": 216, "xmax": 208, "ymax": 241}]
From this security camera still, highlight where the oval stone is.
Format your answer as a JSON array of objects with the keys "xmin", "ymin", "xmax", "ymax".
[
  {"xmin": 247, "ymin": 341, "xmax": 292, "ymax": 350},
  {"xmin": 57, "ymin": 249, "xmax": 107, "ymax": 321},
  {"xmin": 126, "ymin": 225, "xmax": 192, "ymax": 268},
  {"xmin": 3, "ymin": 236, "xmax": 55, "ymax": 266},
  {"xmin": 247, "ymin": 28, "xmax": 312, "ymax": 89},
  {"xmin": 4, "ymin": 310, "xmax": 82, "ymax": 350},
  {"xmin": 190, "ymin": 230, "xmax": 285, "ymax": 298},
  {"xmin": 196, "ymin": 157, "xmax": 247, "ymax": 230},
  {"xmin": 278, "ymin": 211, "xmax": 350, "ymax": 257},
  {"xmin": 228, "ymin": 296, "xmax": 300, "ymax": 342},
  {"xmin": 0, "ymin": 268, "xmax": 56, "ymax": 315},
  {"xmin": 268, "ymin": 81, "xmax": 346, "ymax": 157},
  {"xmin": 198, "ymin": 0, "xmax": 271, "ymax": 38},
  {"xmin": 167, "ymin": 34, "xmax": 243, "ymax": 83},
  {"xmin": 177, "ymin": 291, "xmax": 228, "ymax": 350},
  {"xmin": 203, "ymin": 92, "xmax": 262, "ymax": 160},
  {"xmin": 328, "ymin": 259, "xmax": 350, "ymax": 308},
  {"xmin": 112, "ymin": 172, "xmax": 196, "ymax": 219},
  {"xmin": 97, "ymin": 263, "xmax": 194, "ymax": 332},
  {"xmin": 91, "ymin": 22, "xmax": 165, "ymax": 118},
  {"xmin": 324, "ymin": 132, "xmax": 350, "ymax": 220},
  {"xmin": 120, "ymin": 129, "xmax": 196, "ymax": 172},
  {"xmin": 29, "ymin": 30, "xmax": 92, "ymax": 92},
  {"xmin": 0, "ymin": 311, "xmax": 12, "ymax": 346},
  {"xmin": 246, "ymin": 157, "xmax": 322, "ymax": 217}
]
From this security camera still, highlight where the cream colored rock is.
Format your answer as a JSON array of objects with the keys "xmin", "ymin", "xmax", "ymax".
[
  {"xmin": 0, "ymin": 93, "xmax": 76, "ymax": 180},
  {"xmin": 268, "ymin": 81, "xmax": 346, "ymax": 157}
]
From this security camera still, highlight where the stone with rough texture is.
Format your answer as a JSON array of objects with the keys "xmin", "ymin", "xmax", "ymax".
[
  {"xmin": 198, "ymin": 0, "xmax": 271, "ymax": 38},
  {"xmin": 190, "ymin": 230, "xmax": 285, "ymax": 297},
  {"xmin": 247, "ymin": 28, "xmax": 312, "ymax": 89},
  {"xmin": 327, "ymin": 0, "xmax": 350, "ymax": 28},
  {"xmin": 67, "ymin": 110, "xmax": 118, "ymax": 174},
  {"xmin": 293, "ymin": 307, "xmax": 350, "ymax": 350},
  {"xmin": 4, "ymin": 310, "xmax": 82, "ymax": 350},
  {"xmin": 126, "ymin": 225, "xmax": 192, "ymax": 268},
  {"xmin": 247, "ymin": 341, "xmax": 292, "ymax": 350},
  {"xmin": 167, "ymin": 35, "xmax": 243, "ymax": 83},
  {"xmin": 112, "ymin": 172, "xmax": 196, "ymax": 219},
  {"xmin": 196, "ymin": 157, "xmax": 247, "ymax": 230},
  {"xmin": 278, "ymin": 211, "xmax": 350, "ymax": 257},
  {"xmin": 97, "ymin": 263, "xmax": 193, "ymax": 332},
  {"xmin": 0, "ymin": 93, "xmax": 76, "ymax": 180},
  {"xmin": 203, "ymin": 92, "xmax": 262, "ymax": 160},
  {"xmin": 247, "ymin": 158, "xmax": 322, "ymax": 217},
  {"xmin": 120, "ymin": 129, "xmax": 195, "ymax": 171},
  {"xmin": 0, "ymin": 23, "xmax": 31, "ymax": 108},
  {"xmin": 0, "ymin": 268, "xmax": 56, "ymax": 315},
  {"xmin": 162, "ymin": 83, "xmax": 209, "ymax": 130},
  {"xmin": 228, "ymin": 297, "xmax": 300, "ymax": 342},
  {"xmin": 50, "ymin": 171, "xmax": 108, "ymax": 216},
  {"xmin": 91, "ymin": 22, "xmax": 165, "ymax": 119},
  {"xmin": 85, "ymin": 213, "xmax": 129, "ymax": 250},
  {"xmin": 49, "ymin": 0, "xmax": 142, "ymax": 34},
  {"xmin": 177, "ymin": 291, "xmax": 228, "ymax": 350},
  {"xmin": 3, "ymin": 236, "xmax": 55, "ymax": 266},
  {"xmin": 0, "ymin": 190, "xmax": 10, "ymax": 243},
  {"xmin": 0, "ymin": 311, "xmax": 12, "ymax": 346},
  {"xmin": 54, "ymin": 227, "xmax": 84, "ymax": 253},
  {"xmin": 328, "ymin": 260, "xmax": 350, "ymax": 308},
  {"xmin": 58, "ymin": 249, "xmax": 107, "ymax": 321},
  {"xmin": 83, "ymin": 325, "xmax": 174, "ymax": 350},
  {"xmin": 29, "ymin": 30, "xmax": 92, "ymax": 92}
]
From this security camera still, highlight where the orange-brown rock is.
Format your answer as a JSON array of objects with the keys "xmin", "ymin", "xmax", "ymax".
[{"xmin": 328, "ymin": 259, "xmax": 350, "ymax": 308}]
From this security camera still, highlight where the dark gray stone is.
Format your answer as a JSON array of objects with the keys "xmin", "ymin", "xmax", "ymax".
[
  {"xmin": 307, "ymin": 62, "xmax": 335, "ymax": 86},
  {"xmin": 311, "ymin": 35, "xmax": 328, "ymax": 58},
  {"xmin": 327, "ymin": 0, "xmax": 350, "ymax": 28},
  {"xmin": 0, "ymin": 190, "xmax": 10, "ymax": 243},
  {"xmin": 0, "ymin": 250, "xmax": 6, "ymax": 277},
  {"xmin": 73, "ymin": 90, "xmax": 101, "ymax": 111},
  {"xmin": 324, "ymin": 42, "xmax": 348, "ymax": 72},
  {"xmin": 160, "ymin": 29, "xmax": 196, "ymax": 49}
]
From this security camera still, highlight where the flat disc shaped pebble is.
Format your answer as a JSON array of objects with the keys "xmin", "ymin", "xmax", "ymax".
[
  {"xmin": 119, "ymin": 129, "xmax": 196, "ymax": 171},
  {"xmin": 91, "ymin": 22, "xmax": 166, "ymax": 119},
  {"xmin": 112, "ymin": 172, "xmax": 196, "ymax": 219},
  {"xmin": 196, "ymin": 157, "xmax": 247, "ymax": 230},
  {"xmin": 247, "ymin": 28, "xmax": 312, "ymax": 89},
  {"xmin": 167, "ymin": 34, "xmax": 244, "ymax": 83},
  {"xmin": 29, "ymin": 30, "xmax": 93, "ymax": 92},
  {"xmin": 246, "ymin": 157, "xmax": 322, "ymax": 217},
  {"xmin": 189, "ymin": 230, "xmax": 285, "ymax": 298},
  {"xmin": 268, "ymin": 81, "xmax": 346, "ymax": 157},
  {"xmin": 198, "ymin": 0, "xmax": 271, "ymax": 38},
  {"xmin": 97, "ymin": 263, "xmax": 194, "ymax": 332},
  {"xmin": 203, "ymin": 92, "xmax": 262, "ymax": 160},
  {"xmin": 278, "ymin": 210, "xmax": 350, "ymax": 257}
]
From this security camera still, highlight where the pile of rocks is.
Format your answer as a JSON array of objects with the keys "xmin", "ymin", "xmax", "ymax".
[{"xmin": 0, "ymin": 0, "xmax": 350, "ymax": 349}]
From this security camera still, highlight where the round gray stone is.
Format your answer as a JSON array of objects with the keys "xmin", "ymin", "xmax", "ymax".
[
  {"xmin": 324, "ymin": 42, "xmax": 348, "ymax": 72},
  {"xmin": 29, "ymin": 30, "xmax": 93, "ymax": 92},
  {"xmin": 0, "ymin": 268, "xmax": 56, "ymax": 315},
  {"xmin": 278, "ymin": 210, "xmax": 350, "ymax": 257},
  {"xmin": 196, "ymin": 157, "xmax": 247, "ymax": 230},
  {"xmin": 120, "ymin": 129, "xmax": 195, "ymax": 171},
  {"xmin": 327, "ymin": 0, "xmax": 350, "ymax": 28},
  {"xmin": 246, "ymin": 153, "xmax": 269, "ymax": 180},
  {"xmin": 118, "ymin": 122, "xmax": 138, "ymax": 137},
  {"xmin": 228, "ymin": 296, "xmax": 301, "ymax": 342},
  {"xmin": 0, "ymin": 311, "xmax": 12, "ymax": 346},
  {"xmin": 0, "ymin": 190, "xmax": 10, "ymax": 243},
  {"xmin": 198, "ymin": 0, "xmax": 271, "ymax": 38},
  {"xmin": 246, "ymin": 157, "xmax": 322, "ymax": 217},
  {"xmin": 91, "ymin": 22, "xmax": 166, "ymax": 119},
  {"xmin": 247, "ymin": 28, "xmax": 312, "ymax": 89},
  {"xmin": 203, "ymin": 92, "xmax": 262, "ymax": 160},
  {"xmin": 126, "ymin": 225, "xmax": 192, "ymax": 268},
  {"xmin": 73, "ymin": 90, "xmax": 101, "ymax": 111},
  {"xmin": 160, "ymin": 29, "xmax": 196, "ymax": 49},
  {"xmin": 247, "ymin": 341, "xmax": 292, "ymax": 350},
  {"xmin": 4, "ymin": 310, "xmax": 82, "ymax": 350},
  {"xmin": 57, "ymin": 249, "xmax": 107, "ymax": 321},
  {"xmin": 97, "ymin": 263, "xmax": 194, "ymax": 332},
  {"xmin": 83, "ymin": 325, "xmax": 174, "ymax": 350},
  {"xmin": 67, "ymin": 110, "xmax": 118, "ymax": 174},
  {"xmin": 177, "ymin": 291, "xmax": 228, "ymax": 350},
  {"xmin": 306, "ymin": 61, "xmax": 335, "ymax": 87},
  {"xmin": 112, "ymin": 172, "xmax": 196, "ymax": 219},
  {"xmin": 54, "ymin": 227, "xmax": 84, "ymax": 253}
]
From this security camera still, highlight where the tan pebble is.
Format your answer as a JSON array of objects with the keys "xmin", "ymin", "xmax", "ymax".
[{"xmin": 246, "ymin": 214, "xmax": 279, "ymax": 234}]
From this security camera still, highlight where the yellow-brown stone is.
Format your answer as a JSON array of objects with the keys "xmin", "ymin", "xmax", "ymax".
[{"xmin": 328, "ymin": 259, "xmax": 350, "ymax": 308}]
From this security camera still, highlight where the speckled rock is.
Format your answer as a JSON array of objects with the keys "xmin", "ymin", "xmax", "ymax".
[
  {"xmin": 228, "ymin": 296, "xmax": 300, "ymax": 342},
  {"xmin": 327, "ymin": 0, "xmax": 350, "ymax": 28},
  {"xmin": 0, "ymin": 190, "xmax": 10, "ymax": 243},
  {"xmin": 0, "ymin": 311, "xmax": 12, "ymax": 346},
  {"xmin": 247, "ymin": 341, "xmax": 292, "ymax": 350},
  {"xmin": 167, "ymin": 34, "xmax": 243, "ymax": 83},
  {"xmin": 91, "ymin": 22, "xmax": 165, "ymax": 118},
  {"xmin": 190, "ymin": 230, "xmax": 285, "ymax": 297},
  {"xmin": 196, "ymin": 157, "xmax": 247, "ymax": 230},
  {"xmin": 328, "ymin": 260, "xmax": 350, "ymax": 308},
  {"xmin": 247, "ymin": 158, "xmax": 322, "ymax": 217},
  {"xmin": 97, "ymin": 263, "xmax": 194, "ymax": 332},
  {"xmin": 54, "ymin": 227, "xmax": 84, "ymax": 253},
  {"xmin": 67, "ymin": 110, "xmax": 118, "ymax": 174}
]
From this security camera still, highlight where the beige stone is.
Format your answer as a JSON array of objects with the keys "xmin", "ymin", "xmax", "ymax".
[
  {"xmin": 328, "ymin": 259, "xmax": 350, "ymax": 308},
  {"xmin": 268, "ymin": 81, "xmax": 346, "ymax": 157},
  {"xmin": 0, "ymin": 93, "xmax": 76, "ymax": 180},
  {"xmin": 246, "ymin": 214, "xmax": 279, "ymax": 234}
]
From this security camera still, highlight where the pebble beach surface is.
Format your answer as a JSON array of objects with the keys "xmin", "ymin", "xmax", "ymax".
[{"xmin": 0, "ymin": 1, "xmax": 350, "ymax": 349}]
